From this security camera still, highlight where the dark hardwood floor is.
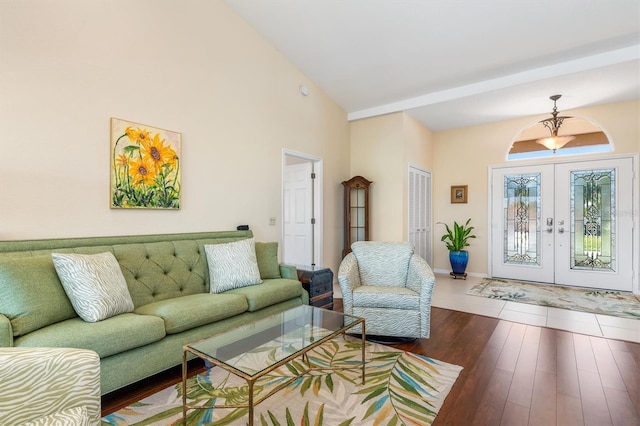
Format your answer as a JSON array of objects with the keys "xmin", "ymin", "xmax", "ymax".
[{"xmin": 102, "ymin": 301, "xmax": 640, "ymax": 425}]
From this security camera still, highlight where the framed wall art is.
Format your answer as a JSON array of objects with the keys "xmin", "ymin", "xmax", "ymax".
[
  {"xmin": 451, "ymin": 185, "xmax": 468, "ymax": 204},
  {"xmin": 110, "ymin": 118, "xmax": 181, "ymax": 209}
]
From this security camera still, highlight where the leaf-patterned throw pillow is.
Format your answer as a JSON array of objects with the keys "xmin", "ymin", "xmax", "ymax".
[
  {"xmin": 205, "ymin": 238, "xmax": 262, "ymax": 294},
  {"xmin": 51, "ymin": 252, "xmax": 134, "ymax": 322}
]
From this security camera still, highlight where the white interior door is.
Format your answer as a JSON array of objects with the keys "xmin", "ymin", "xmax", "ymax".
[
  {"xmin": 283, "ymin": 162, "xmax": 313, "ymax": 266},
  {"xmin": 408, "ymin": 165, "xmax": 432, "ymax": 264},
  {"xmin": 491, "ymin": 157, "xmax": 635, "ymax": 291}
]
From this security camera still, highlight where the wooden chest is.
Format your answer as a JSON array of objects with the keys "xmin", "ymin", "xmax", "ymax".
[{"xmin": 296, "ymin": 266, "xmax": 334, "ymax": 310}]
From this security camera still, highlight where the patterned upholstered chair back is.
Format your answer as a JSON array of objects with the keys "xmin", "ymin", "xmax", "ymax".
[{"xmin": 351, "ymin": 241, "xmax": 414, "ymax": 288}]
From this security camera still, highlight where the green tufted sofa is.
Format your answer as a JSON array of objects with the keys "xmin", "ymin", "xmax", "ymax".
[{"xmin": 0, "ymin": 230, "xmax": 309, "ymax": 395}]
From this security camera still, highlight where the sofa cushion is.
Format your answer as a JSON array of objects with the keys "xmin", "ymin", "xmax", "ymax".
[
  {"xmin": 351, "ymin": 241, "xmax": 413, "ymax": 288},
  {"xmin": 255, "ymin": 242, "xmax": 281, "ymax": 279},
  {"xmin": 51, "ymin": 252, "xmax": 135, "ymax": 322},
  {"xmin": 134, "ymin": 293, "xmax": 249, "ymax": 334},
  {"xmin": 205, "ymin": 238, "xmax": 262, "ymax": 293},
  {"xmin": 14, "ymin": 313, "xmax": 165, "ymax": 358},
  {"xmin": 353, "ymin": 285, "xmax": 420, "ymax": 310},
  {"xmin": 225, "ymin": 278, "xmax": 303, "ymax": 312},
  {"xmin": 0, "ymin": 255, "xmax": 77, "ymax": 336}
]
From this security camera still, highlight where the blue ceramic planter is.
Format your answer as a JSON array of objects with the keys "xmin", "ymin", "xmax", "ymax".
[{"xmin": 449, "ymin": 250, "xmax": 469, "ymax": 275}]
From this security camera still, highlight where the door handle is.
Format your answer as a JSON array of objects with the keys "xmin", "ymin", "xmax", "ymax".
[
  {"xmin": 546, "ymin": 227, "xmax": 553, "ymax": 233},
  {"xmin": 558, "ymin": 227, "xmax": 565, "ymax": 234}
]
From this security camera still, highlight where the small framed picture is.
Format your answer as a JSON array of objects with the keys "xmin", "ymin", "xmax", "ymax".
[{"xmin": 451, "ymin": 185, "xmax": 468, "ymax": 203}]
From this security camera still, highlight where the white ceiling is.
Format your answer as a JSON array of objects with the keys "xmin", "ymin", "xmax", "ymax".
[{"xmin": 225, "ymin": 0, "xmax": 640, "ymax": 131}]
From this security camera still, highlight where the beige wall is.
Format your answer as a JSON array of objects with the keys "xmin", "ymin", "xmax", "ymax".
[
  {"xmin": 349, "ymin": 112, "xmax": 434, "ymax": 242},
  {"xmin": 349, "ymin": 113, "xmax": 404, "ymax": 241},
  {"xmin": 402, "ymin": 114, "xmax": 434, "ymax": 237},
  {"xmin": 0, "ymin": 1, "xmax": 350, "ymax": 272},
  {"xmin": 433, "ymin": 99, "xmax": 640, "ymax": 275}
]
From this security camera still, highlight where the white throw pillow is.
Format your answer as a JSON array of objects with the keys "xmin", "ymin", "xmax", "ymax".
[
  {"xmin": 205, "ymin": 238, "xmax": 262, "ymax": 294},
  {"xmin": 51, "ymin": 252, "xmax": 134, "ymax": 322}
]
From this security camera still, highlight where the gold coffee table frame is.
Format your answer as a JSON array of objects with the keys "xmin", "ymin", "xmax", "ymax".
[{"xmin": 182, "ymin": 305, "xmax": 365, "ymax": 426}]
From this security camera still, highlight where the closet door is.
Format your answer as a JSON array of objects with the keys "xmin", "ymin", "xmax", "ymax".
[{"xmin": 409, "ymin": 166, "xmax": 432, "ymax": 263}]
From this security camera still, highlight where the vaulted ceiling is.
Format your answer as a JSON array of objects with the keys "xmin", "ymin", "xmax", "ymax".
[{"xmin": 225, "ymin": 0, "xmax": 640, "ymax": 131}]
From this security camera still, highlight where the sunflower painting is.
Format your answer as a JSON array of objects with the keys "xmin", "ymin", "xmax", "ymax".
[{"xmin": 110, "ymin": 118, "xmax": 181, "ymax": 209}]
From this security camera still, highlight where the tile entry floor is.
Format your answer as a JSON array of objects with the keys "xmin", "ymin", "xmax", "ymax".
[{"xmin": 334, "ymin": 273, "xmax": 640, "ymax": 343}]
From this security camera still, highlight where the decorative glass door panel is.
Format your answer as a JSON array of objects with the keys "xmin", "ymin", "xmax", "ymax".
[
  {"xmin": 570, "ymin": 168, "xmax": 615, "ymax": 272},
  {"xmin": 504, "ymin": 173, "xmax": 541, "ymax": 266},
  {"xmin": 492, "ymin": 158, "xmax": 634, "ymax": 291}
]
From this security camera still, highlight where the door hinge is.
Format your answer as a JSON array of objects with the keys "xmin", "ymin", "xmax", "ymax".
[
  {"xmin": 311, "ymin": 172, "xmax": 316, "ymax": 179},
  {"xmin": 311, "ymin": 218, "xmax": 316, "ymax": 225}
]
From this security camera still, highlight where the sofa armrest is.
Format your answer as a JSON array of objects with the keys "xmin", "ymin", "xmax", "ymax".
[
  {"xmin": 0, "ymin": 347, "xmax": 101, "ymax": 425},
  {"xmin": 0, "ymin": 313, "xmax": 12, "ymax": 347},
  {"xmin": 279, "ymin": 263, "xmax": 298, "ymax": 280}
]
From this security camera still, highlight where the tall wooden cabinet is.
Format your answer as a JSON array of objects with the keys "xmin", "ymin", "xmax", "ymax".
[{"xmin": 342, "ymin": 176, "xmax": 372, "ymax": 256}]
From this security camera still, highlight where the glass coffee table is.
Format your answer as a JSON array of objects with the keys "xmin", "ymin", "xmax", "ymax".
[{"xmin": 182, "ymin": 305, "xmax": 365, "ymax": 425}]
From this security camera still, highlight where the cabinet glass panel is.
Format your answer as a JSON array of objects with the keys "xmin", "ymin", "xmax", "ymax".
[
  {"xmin": 350, "ymin": 188, "xmax": 364, "ymax": 207},
  {"xmin": 350, "ymin": 189, "xmax": 366, "ymax": 242}
]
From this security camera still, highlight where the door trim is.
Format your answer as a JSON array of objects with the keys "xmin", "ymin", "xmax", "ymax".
[
  {"xmin": 488, "ymin": 153, "xmax": 639, "ymax": 294},
  {"xmin": 282, "ymin": 149, "xmax": 323, "ymax": 266}
]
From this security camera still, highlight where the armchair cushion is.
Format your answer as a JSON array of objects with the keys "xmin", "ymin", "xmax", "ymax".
[
  {"xmin": 23, "ymin": 406, "xmax": 89, "ymax": 426},
  {"xmin": 0, "ymin": 347, "xmax": 101, "ymax": 425},
  {"xmin": 351, "ymin": 241, "xmax": 413, "ymax": 287},
  {"xmin": 353, "ymin": 286, "xmax": 420, "ymax": 310}
]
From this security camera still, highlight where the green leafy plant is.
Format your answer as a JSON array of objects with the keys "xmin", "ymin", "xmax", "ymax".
[{"xmin": 439, "ymin": 218, "xmax": 476, "ymax": 251}]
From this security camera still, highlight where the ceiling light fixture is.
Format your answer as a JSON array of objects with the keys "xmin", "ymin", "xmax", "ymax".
[{"xmin": 536, "ymin": 94, "xmax": 575, "ymax": 153}]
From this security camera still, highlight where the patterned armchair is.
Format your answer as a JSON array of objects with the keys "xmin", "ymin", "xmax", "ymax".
[
  {"xmin": 0, "ymin": 347, "xmax": 101, "ymax": 425},
  {"xmin": 338, "ymin": 241, "xmax": 435, "ymax": 339}
]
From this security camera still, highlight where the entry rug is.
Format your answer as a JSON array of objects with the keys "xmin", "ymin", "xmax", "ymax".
[
  {"xmin": 102, "ymin": 335, "xmax": 462, "ymax": 425},
  {"xmin": 468, "ymin": 278, "xmax": 640, "ymax": 320}
]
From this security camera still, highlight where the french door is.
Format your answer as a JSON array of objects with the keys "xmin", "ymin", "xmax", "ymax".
[{"xmin": 491, "ymin": 157, "xmax": 635, "ymax": 291}]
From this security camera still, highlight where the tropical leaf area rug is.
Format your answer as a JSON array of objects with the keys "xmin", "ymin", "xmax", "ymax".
[
  {"xmin": 102, "ymin": 335, "xmax": 462, "ymax": 426},
  {"xmin": 468, "ymin": 278, "xmax": 640, "ymax": 320}
]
